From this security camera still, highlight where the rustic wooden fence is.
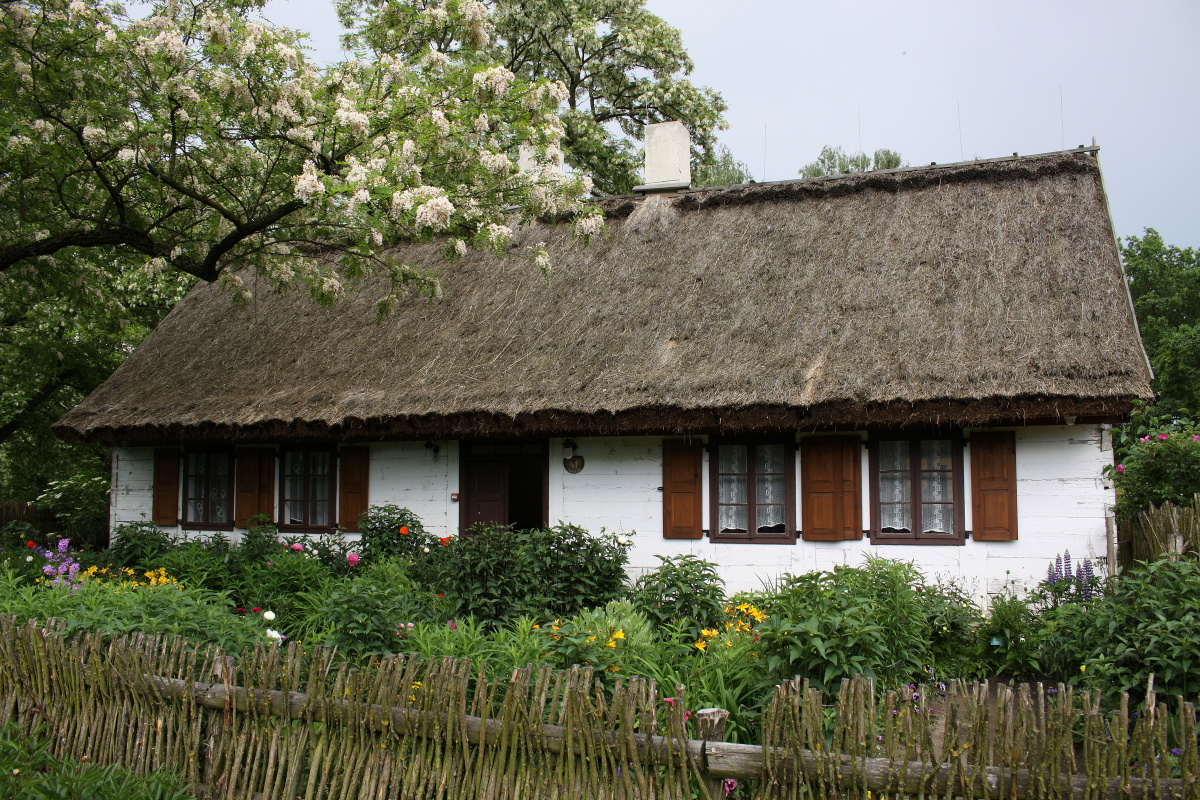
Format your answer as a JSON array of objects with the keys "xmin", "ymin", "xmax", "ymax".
[
  {"xmin": 0, "ymin": 500, "xmax": 59, "ymax": 538},
  {"xmin": 0, "ymin": 616, "xmax": 1196, "ymax": 799},
  {"xmin": 1118, "ymin": 494, "xmax": 1200, "ymax": 570}
]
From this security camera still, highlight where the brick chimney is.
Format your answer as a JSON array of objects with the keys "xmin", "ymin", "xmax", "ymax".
[{"xmin": 634, "ymin": 121, "xmax": 691, "ymax": 193}]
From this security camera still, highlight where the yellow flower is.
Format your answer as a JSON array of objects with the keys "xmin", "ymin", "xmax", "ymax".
[
  {"xmin": 725, "ymin": 641, "xmax": 733, "ymax": 648},
  {"xmin": 695, "ymin": 640, "xmax": 707, "ymax": 652},
  {"xmin": 701, "ymin": 628, "xmax": 719, "ymax": 638},
  {"xmin": 611, "ymin": 629, "xmax": 625, "ymax": 640},
  {"xmin": 532, "ymin": 624, "xmax": 540, "ymax": 629},
  {"xmin": 605, "ymin": 639, "xmax": 616, "ymax": 649},
  {"xmin": 1080, "ymin": 665, "xmax": 1087, "ymax": 672},
  {"xmin": 586, "ymin": 636, "xmax": 596, "ymax": 643}
]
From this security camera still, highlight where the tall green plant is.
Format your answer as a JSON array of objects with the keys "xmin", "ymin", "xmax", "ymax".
[{"xmin": 630, "ymin": 554, "xmax": 724, "ymax": 635}]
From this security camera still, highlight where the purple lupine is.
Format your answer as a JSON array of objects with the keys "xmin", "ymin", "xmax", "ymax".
[
  {"xmin": 1063, "ymin": 550, "xmax": 1072, "ymax": 578},
  {"xmin": 1047, "ymin": 564, "xmax": 1057, "ymax": 585},
  {"xmin": 1055, "ymin": 554, "xmax": 1063, "ymax": 582}
]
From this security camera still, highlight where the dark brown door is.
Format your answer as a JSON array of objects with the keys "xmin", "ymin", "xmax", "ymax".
[{"xmin": 460, "ymin": 441, "xmax": 548, "ymax": 533}]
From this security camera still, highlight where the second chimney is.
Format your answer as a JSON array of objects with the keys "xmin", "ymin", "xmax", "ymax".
[{"xmin": 634, "ymin": 121, "xmax": 690, "ymax": 193}]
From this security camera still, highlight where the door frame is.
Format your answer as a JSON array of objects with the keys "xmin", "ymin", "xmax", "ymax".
[{"xmin": 458, "ymin": 439, "xmax": 550, "ymax": 534}]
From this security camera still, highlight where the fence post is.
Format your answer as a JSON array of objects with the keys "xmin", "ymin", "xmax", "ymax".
[{"xmin": 695, "ymin": 707, "xmax": 730, "ymax": 800}]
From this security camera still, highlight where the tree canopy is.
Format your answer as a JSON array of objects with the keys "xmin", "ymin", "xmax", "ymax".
[
  {"xmin": 338, "ymin": 0, "xmax": 728, "ymax": 195},
  {"xmin": 799, "ymin": 145, "xmax": 904, "ymax": 178},
  {"xmin": 692, "ymin": 144, "xmax": 753, "ymax": 188},
  {"xmin": 2, "ymin": 0, "xmax": 599, "ymax": 310},
  {"xmin": 1122, "ymin": 229, "xmax": 1200, "ymax": 415}
]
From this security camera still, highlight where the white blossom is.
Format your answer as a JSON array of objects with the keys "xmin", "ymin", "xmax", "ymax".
[
  {"xmin": 293, "ymin": 160, "xmax": 325, "ymax": 202},
  {"xmin": 82, "ymin": 126, "xmax": 106, "ymax": 146},
  {"xmin": 415, "ymin": 196, "xmax": 454, "ymax": 229},
  {"xmin": 574, "ymin": 213, "xmax": 604, "ymax": 238},
  {"xmin": 486, "ymin": 223, "xmax": 512, "ymax": 246},
  {"xmin": 473, "ymin": 66, "xmax": 514, "ymax": 97},
  {"xmin": 430, "ymin": 109, "xmax": 450, "ymax": 137},
  {"xmin": 453, "ymin": 238, "xmax": 467, "ymax": 257}
]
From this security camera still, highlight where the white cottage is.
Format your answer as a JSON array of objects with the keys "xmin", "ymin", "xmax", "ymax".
[{"xmin": 54, "ymin": 137, "xmax": 1152, "ymax": 600}]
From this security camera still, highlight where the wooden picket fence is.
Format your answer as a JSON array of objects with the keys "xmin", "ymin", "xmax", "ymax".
[
  {"xmin": 0, "ymin": 616, "xmax": 1196, "ymax": 799},
  {"xmin": 1119, "ymin": 494, "xmax": 1200, "ymax": 570}
]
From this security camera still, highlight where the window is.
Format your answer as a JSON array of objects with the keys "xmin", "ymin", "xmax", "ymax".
[
  {"xmin": 710, "ymin": 440, "xmax": 795, "ymax": 543},
  {"xmin": 280, "ymin": 448, "xmax": 335, "ymax": 531},
  {"xmin": 182, "ymin": 450, "xmax": 233, "ymax": 528},
  {"xmin": 869, "ymin": 434, "xmax": 965, "ymax": 544}
]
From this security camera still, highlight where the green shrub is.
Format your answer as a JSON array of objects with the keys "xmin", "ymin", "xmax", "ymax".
[
  {"xmin": 234, "ymin": 549, "xmax": 332, "ymax": 628},
  {"xmin": 437, "ymin": 523, "xmax": 630, "ymax": 624},
  {"xmin": 358, "ymin": 504, "xmax": 434, "ymax": 561},
  {"xmin": 977, "ymin": 593, "xmax": 1040, "ymax": 678},
  {"xmin": 833, "ymin": 557, "xmax": 933, "ymax": 682},
  {"xmin": 918, "ymin": 581, "xmax": 984, "ymax": 680},
  {"xmin": 1111, "ymin": 432, "xmax": 1200, "ymax": 520},
  {"xmin": 107, "ymin": 520, "xmax": 173, "ymax": 571},
  {"xmin": 630, "ymin": 554, "xmax": 724, "ymax": 635},
  {"xmin": 756, "ymin": 570, "xmax": 887, "ymax": 693},
  {"xmin": 314, "ymin": 557, "xmax": 438, "ymax": 661},
  {"xmin": 155, "ymin": 537, "xmax": 234, "ymax": 593},
  {"xmin": 0, "ymin": 722, "xmax": 194, "ymax": 799}
]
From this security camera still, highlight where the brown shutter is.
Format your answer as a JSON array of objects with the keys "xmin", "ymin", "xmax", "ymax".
[
  {"xmin": 152, "ymin": 449, "xmax": 180, "ymax": 527},
  {"xmin": 801, "ymin": 436, "xmax": 862, "ymax": 541},
  {"xmin": 235, "ymin": 448, "xmax": 276, "ymax": 527},
  {"xmin": 338, "ymin": 446, "xmax": 370, "ymax": 532},
  {"xmin": 971, "ymin": 431, "xmax": 1018, "ymax": 541},
  {"xmin": 663, "ymin": 440, "xmax": 703, "ymax": 539}
]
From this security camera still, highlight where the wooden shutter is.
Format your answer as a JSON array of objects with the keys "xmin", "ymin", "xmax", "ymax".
[
  {"xmin": 801, "ymin": 436, "xmax": 862, "ymax": 541},
  {"xmin": 235, "ymin": 448, "xmax": 276, "ymax": 527},
  {"xmin": 338, "ymin": 446, "xmax": 370, "ymax": 532},
  {"xmin": 152, "ymin": 449, "xmax": 180, "ymax": 527},
  {"xmin": 970, "ymin": 431, "xmax": 1018, "ymax": 541},
  {"xmin": 662, "ymin": 440, "xmax": 703, "ymax": 539}
]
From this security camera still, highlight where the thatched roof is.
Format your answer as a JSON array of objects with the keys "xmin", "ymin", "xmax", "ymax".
[{"xmin": 55, "ymin": 149, "xmax": 1153, "ymax": 446}]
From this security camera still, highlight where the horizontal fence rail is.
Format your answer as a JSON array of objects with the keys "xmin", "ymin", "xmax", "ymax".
[{"xmin": 0, "ymin": 617, "xmax": 1196, "ymax": 799}]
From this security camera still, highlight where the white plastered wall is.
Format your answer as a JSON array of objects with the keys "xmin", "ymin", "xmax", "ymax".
[{"xmin": 110, "ymin": 425, "xmax": 1113, "ymax": 604}]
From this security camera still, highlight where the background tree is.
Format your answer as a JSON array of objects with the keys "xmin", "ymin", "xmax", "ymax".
[
  {"xmin": 692, "ymin": 144, "xmax": 753, "ymax": 188},
  {"xmin": 799, "ymin": 145, "xmax": 904, "ymax": 178},
  {"xmin": 1122, "ymin": 229, "xmax": 1200, "ymax": 415},
  {"xmin": 339, "ymin": 0, "xmax": 729, "ymax": 195}
]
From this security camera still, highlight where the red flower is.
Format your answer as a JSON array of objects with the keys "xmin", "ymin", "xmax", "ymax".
[
  {"xmin": 251, "ymin": 607, "xmax": 262, "ymax": 613},
  {"xmin": 439, "ymin": 537, "xmax": 451, "ymax": 546},
  {"xmin": 399, "ymin": 526, "xmax": 409, "ymax": 535},
  {"xmin": 25, "ymin": 541, "xmax": 36, "ymax": 549}
]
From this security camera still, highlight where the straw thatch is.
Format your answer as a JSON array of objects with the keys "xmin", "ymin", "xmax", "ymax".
[{"xmin": 54, "ymin": 150, "xmax": 1152, "ymax": 445}]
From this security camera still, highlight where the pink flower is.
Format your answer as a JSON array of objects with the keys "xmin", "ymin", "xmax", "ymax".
[
  {"xmin": 291, "ymin": 543, "xmax": 303, "ymax": 551},
  {"xmin": 1116, "ymin": 464, "xmax": 1125, "ymax": 474},
  {"xmin": 1193, "ymin": 435, "xmax": 1199, "ymax": 442},
  {"xmin": 723, "ymin": 779, "xmax": 738, "ymax": 796},
  {"xmin": 251, "ymin": 607, "xmax": 262, "ymax": 613},
  {"xmin": 347, "ymin": 552, "xmax": 359, "ymax": 567},
  {"xmin": 448, "ymin": 619, "xmax": 457, "ymax": 630},
  {"xmin": 1158, "ymin": 433, "xmax": 1170, "ymax": 441}
]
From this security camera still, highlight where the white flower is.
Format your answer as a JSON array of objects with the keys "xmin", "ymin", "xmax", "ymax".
[
  {"xmin": 422, "ymin": 546, "xmax": 430, "ymax": 553},
  {"xmin": 25, "ymin": 556, "xmax": 32, "ymax": 563},
  {"xmin": 263, "ymin": 610, "xmax": 276, "ymax": 621},
  {"xmin": 265, "ymin": 628, "xmax": 283, "ymax": 640},
  {"xmin": 430, "ymin": 109, "xmax": 450, "ymax": 137},
  {"xmin": 415, "ymin": 196, "xmax": 454, "ymax": 229},
  {"xmin": 485, "ymin": 223, "xmax": 511, "ymax": 246},
  {"xmin": 453, "ymin": 238, "xmax": 467, "ymax": 257},
  {"xmin": 82, "ymin": 126, "xmax": 106, "ymax": 146},
  {"xmin": 481, "ymin": 151, "xmax": 511, "ymax": 175},
  {"xmin": 116, "ymin": 148, "xmax": 137, "ymax": 163},
  {"xmin": 460, "ymin": 1, "xmax": 487, "ymax": 23},
  {"xmin": 422, "ymin": 50, "xmax": 449, "ymax": 70},
  {"xmin": 293, "ymin": 160, "xmax": 325, "ymax": 202},
  {"xmin": 473, "ymin": 66, "xmax": 514, "ymax": 97},
  {"xmin": 574, "ymin": 214, "xmax": 604, "ymax": 238}
]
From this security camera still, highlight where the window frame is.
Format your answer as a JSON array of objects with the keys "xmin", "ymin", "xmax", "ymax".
[
  {"xmin": 708, "ymin": 437, "xmax": 797, "ymax": 544},
  {"xmin": 278, "ymin": 447, "xmax": 338, "ymax": 533},
  {"xmin": 181, "ymin": 448, "xmax": 236, "ymax": 531},
  {"xmin": 868, "ymin": 432, "xmax": 966, "ymax": 545}
]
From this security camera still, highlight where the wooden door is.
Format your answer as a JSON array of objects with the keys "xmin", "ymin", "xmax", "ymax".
[{"xmin": 463, "ymin": 460, "xmax": 508, "ymax": 528}]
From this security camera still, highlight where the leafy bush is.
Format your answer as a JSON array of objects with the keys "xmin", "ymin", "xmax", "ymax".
[
  {"xmin": 437, "ymin": 523, "xmax": 630, "ymax": 624},
  {"xmin": 234, "ymin": 548, "xmax": 332, "ymax": 627},
  {"xmin": 107, "ymin": 520, "xmax": 173, "ymax": 571},
  {"xmin": 358, "ymin": 504, "xmax": 434, "ymax": 561},
  {"xmin": 755, "ymin": 570, "xmax": 887, "ymax": 693},
  {"xmin": 918, "ymin": 581, "xmax": 983, "ymax": 680},
  {"xmin": 833, "ymin": 557, "xmax": 933, "ymax": 682},
  {"xmin": 314, "ymin": 557, "xmax": 438, "ymax": 660},
  {"xmin": 977, "ymin": 593, "xmax": 1040, "ymax": 678},
  {"xmin": 630, "ymin": 554, "xmax": 724, "ymax": 634},
  {"xmin": 34, "ymin": 470, "xmax": 111, "ymax": 548},
  {"xmin": 155, "ymin": 537, "xmax": 235, "ymax": 593},
  {"xmin": 0, "ymin": 722, "xmax": 194, "ymax": 800},
  {"xmin": 1111, "ymin": 432, "xmax": 1200, "ymax": 520}
]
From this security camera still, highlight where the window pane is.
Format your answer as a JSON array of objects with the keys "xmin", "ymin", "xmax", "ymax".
[
  {"xmin": 284, "ymin": 476, "xmax": 304, "ymax": 503},
  {"xmin": 310, "ymin": 501, "xmax": 329, "ymax": 527},
  {"xmin": 211, "ymin": 498, "xmax": 228, "ymax": 524},
  {"xmin": 719, "ymin": 475, "xmax": 747, "ymax": 505},
  {"xmin": 311, "ymin": 451, "xmax": 331, "ymax": 476},
  {"xmin": 921, "ymin": 471, "xmax": 953, "ymax": 504},
  {"xmin": 880, "ymin": 503, "xmax": 911, "ymax": 533},
  {"xmin": 285, "ymin": 451, "xmax": 304, "ymax": 476},
  {"xmin": 879, "ymin": 471, "xmax": 910, "ymax": 503},
  {"xmin": 719, "ymin": 445, "xmax": 747, "ymax": 475},
  {"xmin": 188, "ymin": 453, "xmax": 206, "ymax": 476},
  {"xmin": 920, "ymin": 440, "xmax": 952, "ymax": 470},
  {"xmin": 879, "ymin": 440, "xmax": 909, "ymax": 472},
  {"xmin": 755, "ymin": 443, "xmax": 785, "ymax": 474},
  {"xmin": 757, "ymin": 504, "xmax": 785, "ymax": 533},
  {"xmin": 718, "ymin": 504, "xmax": 748, "ymax": 534},
  {"xmin": 310, "ymin": 475, "xmax": 330, "ymax": 504},
  {"xmin": 284, "ymin": 500, "xmax": 304, "ymax": 526},
  {"xmin": 186, "ymin": 499, "xmax": 204, "ymax": 524},
  {"xmin": 921, "ymin": 504, "xmax": 953, "ymax": 534},
  {"xmin": 756, "ymin": 474, "xmax": 785, "ymax": 505}
]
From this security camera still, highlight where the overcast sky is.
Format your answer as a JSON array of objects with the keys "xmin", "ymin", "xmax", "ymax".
[{"xmin": 264, "ymin": 0, "xmax": 1199, "ymax": 247}]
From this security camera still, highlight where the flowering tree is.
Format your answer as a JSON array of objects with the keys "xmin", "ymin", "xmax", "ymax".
[
  {"xmin": 339, "ymin": 0, "xmax": 728, "ymax": 195},
  {"xmin": 1, "ymin": 0, "xmax": 599, "ymax": 311}
]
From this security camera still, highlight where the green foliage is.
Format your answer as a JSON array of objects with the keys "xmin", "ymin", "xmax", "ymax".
[
  {"xmin": 1056, "ymin": 559, "xmax": 1200, "ymax": 705},
  {"xmin": 106, "ymin": 520, "xmax": 173, "ymax": 572},
  {"xmin": 799, "ymin": 145, "xmax": 907, "ymax": 178},
  {"xmin": 33, "ymin": 471, "xmax": 109, "ymax": 548},
  {"xmin": 437, "ymin": 523, "xmax": 630, "ymax": 625},
  {"xmin": 1110, "ymin": 432, "xmax": 1200, "ymax": 520},
  {"xmin": 693, "ymin": 144, "xmax": 753, "ymax": 188},
  {"xmin": 755, "ymin": 570, "xmax": 887, "ymax": 693},
  {"xmin": 234, "ymin": 550, "xmax": 332, "ymax": 628},
  {"xmin": 314, "ymin": 557, "xmax": 438, "ymax": 660},
  {"xmin": 357, "ymin": 504, "xmax": 434, "ymax": 561},
  {"xmin": 0, "ymin": 722, "xmax": 194, "ymax": 800},
  {"xmin": 1122, "ymin": 229, "xmax": 1200, "ymax": 416},
  {"xmin": 630, "ymin": 554, "xmax": 724, "ymax": 635},
  {"xmin": 154, "ymin": 537, "xmax": 234, "ymax": 594},
  {"xmin": 0, "ymin": 565, "xmax": 268, "ymax": 654},
  {"xmin": 977, "ymin": 593, "xmax": 1040, "ymax": 678}
]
